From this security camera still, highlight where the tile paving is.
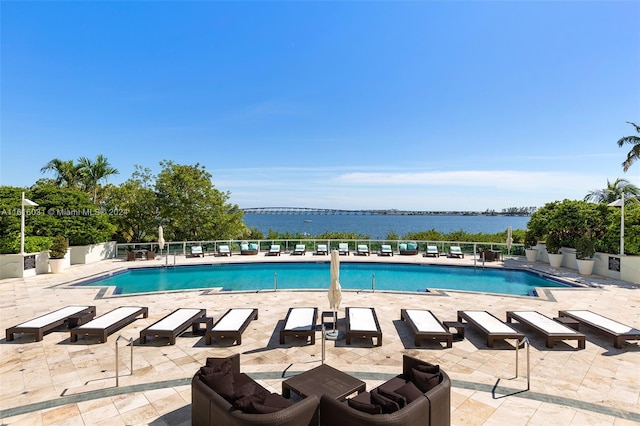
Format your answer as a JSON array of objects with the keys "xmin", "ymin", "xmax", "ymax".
[{"xmin": 1, "ymin": 252, "xmax": 639, "ymax": 425}]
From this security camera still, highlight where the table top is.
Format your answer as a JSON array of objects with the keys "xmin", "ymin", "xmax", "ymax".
[{"xmin": 282, "ymin": 363, "xmax": 365, "ymax": 400}]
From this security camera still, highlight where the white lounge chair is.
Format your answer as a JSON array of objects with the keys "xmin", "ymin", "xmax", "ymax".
[
  {"xmin": 205, "ymin": 308, "xmax": 258, "ymax": 345},
  {"xmin": 6, "ymin": 305, "xmax": 96, "ymax": 342},
  {"xmin": 380, "ymin": 244, "xmax": 393, "ymax": 256},
  {"xmin": 448, "ymin": 246, "xmax": 464, "ymax": 258},
  {"xmin": 316, "ymin": 244, "xmax": 328, "ymax": 255},
  {"xmin": 217, "ymin": 245, "xmax": 231, "ymax": 256},
  {"xmin": 293, "ymin": 244, "xmax": 306, "ymax": 255},
  {"xmin": 357, "ymin": 244, "xmax": 370, "ymax": 256},
  {"xmin": 267, "ymin": 244, "xmax": 281, "ymax": 256},
  {"xmin": 457, "ymin": 310, "xmax": 524, "ymax": 347},
  {"xmin": 506, "ymin": 311, "xmax": 585, "ymax": 349},
  {"xmin": 425, "ymin": 245, "xmax": 440, "ymax": 257},
  {"xmin": 399, "ymin": 242, "xmax": 419, "ymax": 255},
  {"xmin": 140, "ymin": 308, "xmax": 206, "ymax": 345},
  {"xmin": 558, "ymin": 310, "xmax": 640, "ymax": 349},
  {"xmin": 401, "ymin": 309, "xmax": 452, "ymax": 348},
  {"xmin": 345, "ymin": 307, "xmax": 382, "ymax": 346},
  {"xmin": 279, "ymin": 307, "xmax": 318, "ymax": 345},
  {"xmin": 191, "ymin": 245, "xmax": 204, "ymax": 257},
  {"xmin": 70, "ymin": 306, "xmax": 148, "ymax": 343},
  {"xmin": 338, "ymin": 243, "xmax": 350, "ymax": 255}
]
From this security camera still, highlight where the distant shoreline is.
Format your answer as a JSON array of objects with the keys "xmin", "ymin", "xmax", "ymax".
[{"xmin": 242, "ymin": 209, "xmax": 531, "ymax": 217}]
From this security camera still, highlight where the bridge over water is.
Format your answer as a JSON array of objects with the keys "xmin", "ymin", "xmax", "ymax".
[{"xmin": 241, "ymin": 207, "xmax": 472, "ymax": 216}]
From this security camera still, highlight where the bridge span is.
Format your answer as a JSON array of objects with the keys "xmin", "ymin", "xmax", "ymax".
[{"xmin": 242, "ymin": 207, "xmax": 461, "ymax": 216}]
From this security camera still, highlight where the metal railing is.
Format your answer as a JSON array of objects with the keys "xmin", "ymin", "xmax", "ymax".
[
  {"xmin": 515, "ymin": 337, "xmax": 530, "ymax": 390},
  {"xmin": 115, "ymin": 335, "xmax": 134, "ymax": 387}
]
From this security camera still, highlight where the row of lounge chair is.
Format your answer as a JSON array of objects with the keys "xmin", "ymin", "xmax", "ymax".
[
  {"xmin": 9, "ymin": 305, "xmax": 637, "ymax": 350},
  {"xmin": 189, "ymin": 243, "xmax": 469, "ymax": 258}
]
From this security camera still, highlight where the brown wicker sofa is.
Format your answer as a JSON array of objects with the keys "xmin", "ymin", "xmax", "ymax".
[
  {"xmin": 191, "ymin": 353, "xmax": 319, "ymax": 426},
  {"xmin": 319, "ymin": 355, "xmax": 450, "ymax": 426}
]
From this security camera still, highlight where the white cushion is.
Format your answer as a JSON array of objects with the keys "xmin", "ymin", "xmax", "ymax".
[
  {"xmin": 77, "ymin": 307, "xmax": 142, "ymax": 329},
  {"xmin": 146, "ymin": 309, "xmax": 202, "ymax": 332},
  {"xmin": 349, "ymin": 308, "xmax": 378, "ymax": 331},
  {"xmin": 511, "ymin": 311, "xmax": 578, "ymax": 334},
  {"xmin": 213, "ymin": 309, "xmax": 254, "ymax": 331},
  {"xmin": 284, "ymin": 308, "xmax": 315, "ymax": 331},
  {"xmin": 17, "ymin": 306, "xmax": 90, "ymax": 328},
  {"xmin": 406, "ymin": 309, "xmax": 446, "ymax": 333},
  {"xmin": 564, "ymin": 310, "xmax": 638, "ymax": 334},
  {"xmin": 463, "ymin": 311, "xmax": 518, "ymax": 334}
]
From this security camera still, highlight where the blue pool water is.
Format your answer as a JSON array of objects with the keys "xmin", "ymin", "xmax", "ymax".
[{"xmin": 75, "ymin": 262, "xmax": 570, "ymax": 296}]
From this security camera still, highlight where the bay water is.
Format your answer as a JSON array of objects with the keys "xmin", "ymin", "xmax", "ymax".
[{"xmin": 244, "ymin": 213, "xmax": 530, "ymax": 239}]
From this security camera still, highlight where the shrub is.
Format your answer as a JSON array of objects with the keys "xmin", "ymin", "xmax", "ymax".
[
  {"xmin": 49, "ymin": 236, "xmax": 68, "ymax": 259},
  {"xmin": 575, "ymin": 236, "xmax": 595, "ymax": 259},
  {"xmin": 545, "ymin": 233, "xmax": 561, "ymax": 254},
  {"xmin": 524, "ymin": 230, "xmax": 538, "ymax": 249}
]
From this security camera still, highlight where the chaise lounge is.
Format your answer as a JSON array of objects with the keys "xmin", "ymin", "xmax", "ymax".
[
  {"xmin": 338, "ymin": 243, "xmax": 350, "ymax": 256},
  {"xmin": 205, "ymin": 308, "xmax": 258, "ymax": 345},
  {"xmin": 506, "ymin": 310, "xmax": 585, "ymax": 349},
  {"xmin": 357, "ymin": 244, "xmax": 370, "ymax": 256},
  {"xmin": 345, "ymin": 307, "xmax": 382, "ymax": 346},
  {"xmin": 558, "ymin": 310, "xmax": 640, "ymax": 349},
  {"xmin": 267, "ymin": 244, "xmax": 281, "ymax": 256},
  {"xmin": 140, "ymin": 308, "xmax": 206, "ymax": 345},
  {"xmin": 457, "ymin": 310, "xmax": 524, "ymax": 348},
  {"xmin": 6, "ymin": 305, "xmax": 96, "ymax": 342},
  {"xmin": 70, "ymin": 306, "xmax": 148, "ymax": 343},
  {"xmin": 425, "ymin": 245, "xmax": 440, "ymax": 257},
  {"xmin": 217, "ymin": 245, "xmax": 232, "ymax": 256},
  {"xmin": 448, "ymin": 246, "xmax": 464, "ymax": 258},
  {"xmin": 191, "ymin": 245, "xmax": 205, "ymax": 257},
  {"xmin": 279, "ymin": 307, "xmax": 318, "ymax": 345},
  {"xmin": 316, "ymin": 244, "xmax": 328, "ymax": 255},
  {"xmin": 401, "ymin": 309, "xmax": 453, "ymax": 348},
  {"xmin": 293, "ymin": 244, "xmax": 306, "ymax": 255},
  {"xmin": 380, "ymin": 244, "xmax": 394, "ymax": 256}
]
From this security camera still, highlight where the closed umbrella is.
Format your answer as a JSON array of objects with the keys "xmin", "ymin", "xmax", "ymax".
[
  {"xmin": 326, "ymin": 249, "xmax": 342, "ymax": 340},
  {"xmin": 506, "ymin": 226, "xmax": 513, "ymax": 255},
  {"xmin": 158, "ymin": 226, "xmax": 165, "ymax": 257}
]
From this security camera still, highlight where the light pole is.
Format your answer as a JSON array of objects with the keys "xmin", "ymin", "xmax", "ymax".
[
  {"xmin": 608, "ymin": 193, "xmax": 625, "ymax": 255},
  {"xmin": 20, "ymin": 192, "xmax": 39, "ymax": 254}
]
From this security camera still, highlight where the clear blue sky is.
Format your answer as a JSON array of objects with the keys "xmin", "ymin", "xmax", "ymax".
[{"xmin": 2, "ymin": 1, "xmax": 639, "ymax": 211}]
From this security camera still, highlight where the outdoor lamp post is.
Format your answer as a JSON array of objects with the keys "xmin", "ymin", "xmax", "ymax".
[
  {"xmin": 20, "ymin": 192, "xmax": 39, "ymax": 254},
  {"xmin": 608, "ymin": 193, "xmax": 625, "ymax": 256}
]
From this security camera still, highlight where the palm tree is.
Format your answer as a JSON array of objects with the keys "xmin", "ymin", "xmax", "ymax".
[
  {"xmin": 78, "ymin": 155, "xmax": 119, "ymax": 203},
  {"xmin": 584, "ymin": 178, "xmax": 640, "ymax": 204},
  {"xmin": 617, "ymin": 121, "xmax": 640, "ymax": 172},
  {"xmin": 40, "ymin": 158, "xmax": 85, "ymax": 188}
]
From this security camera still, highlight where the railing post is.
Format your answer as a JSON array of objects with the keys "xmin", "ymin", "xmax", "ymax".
[
  {"xmin": 515, "ymin": 337, "xmax": 530, "ymax": 390},
  {"xmin": 372, "ymin": 273, "xmax": 375, "ymax": 292},
  {"xmin": 274, "ymin": 272, "xmax": 277, "ymax": 290},
  {"xmin": 115, "ymin": 335, "xmax": 134, "ymax": 387},
  {"xmin": 321, "ymin": 325, "xmax": 326, "ymax": 364}
]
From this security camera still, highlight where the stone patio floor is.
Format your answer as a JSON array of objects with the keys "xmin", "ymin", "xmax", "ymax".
[{"xmin": 1, "ymin": 252, "xmax": 639, "ymax": 425}]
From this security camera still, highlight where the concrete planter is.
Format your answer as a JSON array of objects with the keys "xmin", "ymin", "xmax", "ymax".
[
  {"xmin": 49, "ymin": 258, "xmax": 66, "ymax": 273},
  {"xmin": 576, "ymin": 259, "xmax": 595, "ymax": 276},
  {"xmin": 548, "ymin": 253, "xmax": 563, "ymax": 268},
  {"xmin": 525, "ymin": 249, "xmax": 538, "ymax": 262}
]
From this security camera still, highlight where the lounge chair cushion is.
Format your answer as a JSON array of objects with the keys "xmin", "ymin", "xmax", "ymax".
[
  {"xmin": 407, "ymin": 242, "xmax": 417, "ymax": 250},
  {"xmin": 249, "ymin": 243, "xmax": 259, "ymax": 250},
  {"xmin": 411, "ymin": 367, "xmax": 440, "ymax": 393},
  {"xmin": 399, "ymin": 243, "xmax": 407, "ymax": 251},
  {"xmin": 377, "ymin": 387, "xmax": 407, "ymax": 408},
  {"xmin": 202, "ymin": 370, "xmax": 235, "ymax": 400},
  {"xmin": 371, "ymin": 390, "xmax": 400, "ymax": 413},
  {"xmin": 241, "ymin": 243, "xmax": 249, "ymax": 251},
  {"xmin": 348, "ymin": 396, "xmax": 382, "ymax": 415},
  {"xmin": 394, "ymin": 381, "xmax": 423, "ymax": 404},
  {"xmin": 205, "ymin": 357, "xmax": 233, "ymax": 374}
]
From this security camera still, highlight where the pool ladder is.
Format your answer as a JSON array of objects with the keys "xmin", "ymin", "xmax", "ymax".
[{"xmin": 115, "ymin": 335, "xmax": 134, "ymax": 387}]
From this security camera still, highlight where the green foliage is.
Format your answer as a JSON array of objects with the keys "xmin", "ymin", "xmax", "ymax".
[
  {"xmin": 575, "ymin": 236, "xmax": 595, "ymax": 259},
  {"xmin": 49, "ymin": 236, "xmax": 68, "ymax": 259},
  {"xmin": 155, "ymin": 161, "xmax": 246, "ymax": 241},
  {"xmin": 524, "ymin": 229, "xmax": 538, "ymax": 249},
  {"xmin": 0, "ymin": 236, "xmax": 53, "ymax": 254},
  {"xmin": 545, "ymin": 232, "xmax": 561, "ymax": 254}
]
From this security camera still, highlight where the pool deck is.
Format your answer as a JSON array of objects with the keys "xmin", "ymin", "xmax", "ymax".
[{"xmin": 1, "ymin": 252, "xmax": 639, "ymax": 425}]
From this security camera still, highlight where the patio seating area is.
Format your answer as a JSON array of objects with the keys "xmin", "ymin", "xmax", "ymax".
[{"xmin": 1, "ymin": 255, "xmax": 639, "ymax": 425}]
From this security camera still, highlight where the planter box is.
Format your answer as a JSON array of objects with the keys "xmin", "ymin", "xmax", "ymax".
[
  {"xmin": 0, "ymin": 251, "xmax": 49, "ymax": 279},
  {"xmin": 70, "ymin": 241, "xmax": 117, "ymax": 264},
  {"xmin": 49, "ymin": 249, "xmax": 70, "ymax": 273},
  {"xmin": 525, "ymin": 249, "xmax": 538, "ymax": 262},
  {"xmin": 576, "ymin": 259, "xmax": 595, "ymax": 276},
  {"xmin": 548, "ymin": 253, "xmax": 564, "ymax": 268}
]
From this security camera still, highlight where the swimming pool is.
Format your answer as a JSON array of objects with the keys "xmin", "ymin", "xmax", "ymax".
[{"xmin": 74, "ymin": 262, "xmax": 571, "ymax": 296}]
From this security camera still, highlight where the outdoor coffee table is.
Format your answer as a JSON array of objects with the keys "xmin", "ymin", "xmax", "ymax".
[{"xmin": 282, "ymin": 363, "xmax": 365, "ymax": 401}]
